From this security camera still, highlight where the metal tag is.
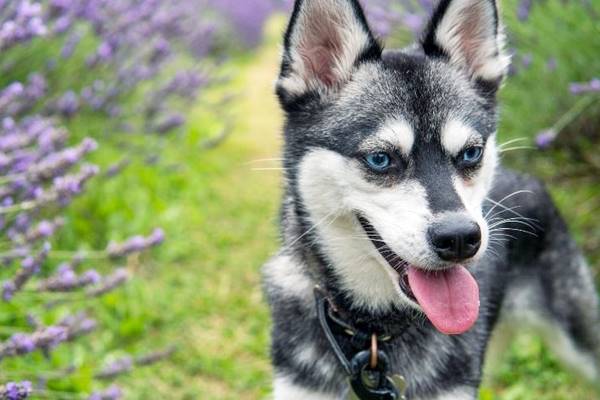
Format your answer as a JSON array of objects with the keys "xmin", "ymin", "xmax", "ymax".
[{"xmin": 348, "ymin": 350, "xmax": 401, "ymax": 400}]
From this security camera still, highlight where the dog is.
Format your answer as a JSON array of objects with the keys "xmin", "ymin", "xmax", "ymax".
[{"xmin": 262, "ymin": 0, "xmax": 600, "ymax": 398}]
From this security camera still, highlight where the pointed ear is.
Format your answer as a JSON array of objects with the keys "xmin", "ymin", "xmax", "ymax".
[
  {"xmin": 276, "ymin": 0, "xmax": 382, "ymax": 110},
  {"xmin": 421, "ymin": 0, "xmax": 509, "ymax": 93}
]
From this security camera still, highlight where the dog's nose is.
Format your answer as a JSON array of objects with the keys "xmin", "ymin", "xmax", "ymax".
[{"xmin": 428, "ymin": 215, "xmax": 482, "ymax": 262}]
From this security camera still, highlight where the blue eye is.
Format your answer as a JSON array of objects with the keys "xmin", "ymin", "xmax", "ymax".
[
  {"xmin": 365, "ymin": 152, "xmax": 391, "ymax": 171},
  {"xmin": 461, "ymin": 147, "xmax": 483, "ymax": 165}
]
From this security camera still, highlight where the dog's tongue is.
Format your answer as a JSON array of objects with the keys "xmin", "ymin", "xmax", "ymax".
[{"xmin": 407, "ymin": 265, "xmax": 479, "ymax": 335}]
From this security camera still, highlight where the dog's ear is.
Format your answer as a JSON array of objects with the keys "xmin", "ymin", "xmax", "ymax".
[
  {"xmin": 276, "ymin": 0, "xmax": 382, "ymax": 111},
  {"xmin": 422, "ymin": 0, "xmax": 509, "ymax": 94}
]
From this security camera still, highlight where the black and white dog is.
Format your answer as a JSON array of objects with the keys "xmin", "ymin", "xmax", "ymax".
[{"xmin": 262, "ymin": 0, "xmax": 600, "ymax": 398}]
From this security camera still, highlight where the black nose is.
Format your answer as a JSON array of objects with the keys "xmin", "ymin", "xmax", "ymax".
[{"xmin": 428, "ymin": 215, "xmax": 482, "ymax": 262}]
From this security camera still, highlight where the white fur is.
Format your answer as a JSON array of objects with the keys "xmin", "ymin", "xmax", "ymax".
[
  {"xmin": 434, "ymin": 0, "xmax": 509, "ymax": 81},
  {"xmin": 293, "ymin": 342, "xmax": 337, "ymax": 381},
  {"xmin": 273, "ymin": 375, "xmax": 341, "ymax": 400},
  {"xmin": 278, "ymin": 0, "xmax": 374, "ymax": 98},
  {"xmin": 297, "ymin": 139, "xmax": 499, "ymax": 310},
  {"xmin": 373, "ymin": 118, "xmax": 415, "ymax": 156},
  {"xmin": 441, "ymin": 119, "xmax": 480, "ymax": 156},
  {"xmin": 263, "ymin": 253, "xmax": 314, "ymax": 301},
  {"xmin": 297, "ymin": 149, "xmax": 433, "ymax": 311},
  {"xmin": 452, "ymin": 135, "xmax": 499, "ymax": 259}
]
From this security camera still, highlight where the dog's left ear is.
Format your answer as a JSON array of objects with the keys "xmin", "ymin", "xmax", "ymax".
[
  {"xmin": 276, "ymin": 0, "xmax": 382, "ymax": 111},
  {"xmin": 422, "ymin": 0, "xmax": 509, "ymax": 94}
]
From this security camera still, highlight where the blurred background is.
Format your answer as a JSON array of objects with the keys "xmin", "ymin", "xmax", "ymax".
[{"xmin": 0, "ymin": 0, "xmax": 598, "ymax": 399}]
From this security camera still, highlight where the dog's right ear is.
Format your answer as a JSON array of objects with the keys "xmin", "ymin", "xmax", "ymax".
[
  {"xmin": 276, "ymin": 0, "xmax": 382, "ymax": 111},
  {"xmin": 421, "ymin": 0, "xmax": 509, "ymax": 95}
]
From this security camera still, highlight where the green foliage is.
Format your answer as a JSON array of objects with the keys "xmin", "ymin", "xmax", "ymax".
[
  {"xmin": 498, "ymin": 0, "xmax": 600, "ymax": 266},
  {"xmin": 500, "ymin": 0, "xmax": 600, "ymax": 138}
]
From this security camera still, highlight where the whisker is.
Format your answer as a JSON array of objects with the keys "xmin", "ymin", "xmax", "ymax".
[
  {"xmin": 488, "ymin": 218, "xmax": 538, "ymax": 231},
  {"xmin": 489, "ymin": 233, "xmax": 517, "ymax": 240},
  {"xmin": 251, "ymin": 167, "xmax": 286, "ymax": 171},
  {"xmin": 486, "ymin": 212, "xmax": 538, "ymax": 224},
  {"xmin": 246, "ymin": 158, "xmax": 284, "ymax": 164},
  {"xmin": 484, "ymin": 190, "xmax": 535, "ymax": 221},
  {"xmin": 499, "ymin": 146, "xmax": 536, "ymax": 153},
  {"xmin": 283, "ymin": 211, "xmax": 338, "ymax": 251},
  {"xmin": 498, "ymin": 137, "xmax": 528, "ymax": 148},
  {"xmin": 489, "ymin": 227, "xmax": 538, "ymax": 237}
]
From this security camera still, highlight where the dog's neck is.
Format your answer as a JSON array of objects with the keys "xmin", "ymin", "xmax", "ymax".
[{"xmin": 283, "ymin": 197, "xmax": 425, "ymax": 334}]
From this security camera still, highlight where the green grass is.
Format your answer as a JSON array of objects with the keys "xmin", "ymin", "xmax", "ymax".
[
  {"xmin": 52, "ymin": 22, "xmax": 285, "ymax": 399},
  {"xmin": 1, "ymin": 19, "xmax": 282, "ymax": 399}
]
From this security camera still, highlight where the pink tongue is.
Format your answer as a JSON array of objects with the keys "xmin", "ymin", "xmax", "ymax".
[{"xmin": 407, "ymin": 265, "xmax": 479, "ymax": 335}]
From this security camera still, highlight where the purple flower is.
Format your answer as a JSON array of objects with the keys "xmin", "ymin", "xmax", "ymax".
[
  {"xmin": 39, "ymin": 326, "xmax": 69, "ymax": 349},
  {"xmin": 152, "ymin": 114, "xmax": 185, "ymax": 134},
  {"xmin": 86, "ymin": 268, "xmax": 129, "ymax": 297},
  {"xmin": 2, "ymin": 281, "xmax": 17, "ymax": 301},
  {"xmin": 2, "ymin": 244, "xmax": 50, "ymax": 301},
  {"xmin": 535, "ymin": 129, "xmax": 558, "ymax": 150},
  {"xmin": 82, "ymin": 269, "xmax": 102, "ymax": 285},
  {"xmin": 402, "ymin": 13, "xmax": 424, "ymax": 35},
  {"xmin": 207, "ymin": 0, "xmax": 276, "ymax": 46},
  {"xmin": 522, "ymin": 53, "xmax": 533, "ymax": 68},
  {"xmin": 8, "ymin": 334, "xmax": 36, "ymax": 354},
  {"xmin": 148, "ymin": 228, "xmax": 165, "ymax": 246},
  {"xmin": 570, "ymin": 83, "xmax": 586, "ymax": 95},
  {"xmin": 38, "ymin": 266, "xmax": 102, "ymax": 292},
  {"xmin": 88, "ymin": 385, "xmax": 123, "ymax": 400},
  {"xmin": 29, "ymin": 138, "xmax": 97, "ymax": 181},
  {"xmin": 517, "ymin": 0, "xmax": 532, "ymax": 21},
  {"xmin": 25, "ymin": 218, "xmax": 64, "ymax": 241},
  {"xmin": 570, "ymin": 78, "xmax": 600, "ymax": 95},
  {"xmin": 0, "ymin": 325, "xmax": 67, "ymax": 360},
  {"xmin": 56, "ymin": 91, "xmax": 80, "ymax": 117},
  {"xmin": 0, "ymin": 381, "xmax": 32, "ymax": 400},
  {"xmin": 97, "ymin": 42, "xmax": 114, "ymax": 61},
  {"xmin": 52, "ymin": 164, "xmax": 99, "ymax": 204},
  {"xmin": 104, "ymin": 159, "xmax": 131, "ymax": 178},
  {"xmin": 107, "ymin": 228, "xmax": 165, "ymax": 258},
  {"xmin": 96, "ymin": 357, "xmax": 134, "ymax": 379},
  {"xmin": 59, "ymin": 312, "xmax": 98, "ymax": 341},
  {"xmin": 135, "ymin": 346, "xmax": 176, "ymax": 366}
]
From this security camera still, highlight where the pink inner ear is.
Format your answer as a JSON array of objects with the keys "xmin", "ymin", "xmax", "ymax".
[
  {"xmin": 297, "ymin": 8, "xmax": 344, "ymax": 88},
  {"xmin": 301, "ymin": 45, "xmax": 338, "ymax": 87},
  {"xmin": 456, "ymin": 6, "xmax": 493, "ymax": 73}
]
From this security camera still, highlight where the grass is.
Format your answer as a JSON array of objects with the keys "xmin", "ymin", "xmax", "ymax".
[{"xmin": 62, "ymin": 21, "xmax": 286, "ymax": 399}]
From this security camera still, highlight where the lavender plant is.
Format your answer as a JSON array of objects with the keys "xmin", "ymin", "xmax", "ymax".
[
  {"xmin": 0, "ymin": 0, "xmax": 275, "ymax": 397},
  {"xmin": 1, "ymin": 0, "xmax": 216, "ymax": 136},
  {"xmin": 0, "ymin": 114, "xmax": 165, "ymax": 396}
]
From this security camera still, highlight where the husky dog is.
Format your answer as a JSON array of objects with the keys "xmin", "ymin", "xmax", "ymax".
[{"xmin": 262, "ymin": 0, "xmax": 600, "ymax": 398}]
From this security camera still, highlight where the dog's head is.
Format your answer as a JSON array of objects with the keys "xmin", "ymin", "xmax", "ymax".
[{"xmin": 277, "ymin": 0, "xmax": 508, "ymax": 334}]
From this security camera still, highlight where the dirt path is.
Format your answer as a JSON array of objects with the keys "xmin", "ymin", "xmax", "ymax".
[{"xmin": 124, "ymin": 20, "xmax": 286, "ymax": 400}]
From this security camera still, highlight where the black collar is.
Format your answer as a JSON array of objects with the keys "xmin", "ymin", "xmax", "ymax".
[{"xmin": 314, "ymin": 286, "xmax": 408, "ymax": 400}]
